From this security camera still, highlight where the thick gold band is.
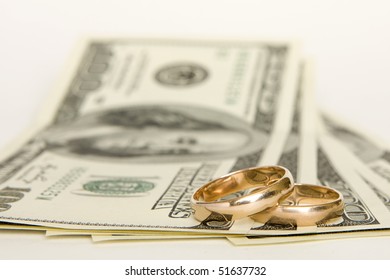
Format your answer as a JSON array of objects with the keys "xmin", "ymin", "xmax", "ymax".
[
  {"xmin": 250, "ymin": 184, "xmax": 344, "ymax": 226},
  {"xmin": 191, "ymin": 166, "xmax": 294, "ymax": 221}
]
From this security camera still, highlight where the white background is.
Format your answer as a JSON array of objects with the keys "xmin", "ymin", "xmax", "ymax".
[{"xmin": 0, "ymin": 0, "xmax": 390, "ymax": 260}]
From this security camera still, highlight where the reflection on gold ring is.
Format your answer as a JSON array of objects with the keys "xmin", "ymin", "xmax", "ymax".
[
  {"xmin": 191, "ymin": 166, "xmax": 294, "ymax": 221},
  {"xmin": 250, "ymin": 184, "xmax": 344, "ymax": 226}
]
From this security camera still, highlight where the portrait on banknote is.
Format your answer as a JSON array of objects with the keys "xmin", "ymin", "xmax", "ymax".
[
  {"xmin": 38, "ymin": 104, "xmax": 267, "ymax": 163},
  {"xmin": 323, "ymin": 116, "xmax": 384, "ymax": 163}
]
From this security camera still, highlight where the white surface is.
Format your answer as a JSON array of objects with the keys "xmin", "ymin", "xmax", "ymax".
[
  {"xmin": 0, "ymin": 0, "xmax": 390, "ymax": 259},
  {"xmin": 1, "ymin": 230, "xmax": 390, "ymax": 260}
]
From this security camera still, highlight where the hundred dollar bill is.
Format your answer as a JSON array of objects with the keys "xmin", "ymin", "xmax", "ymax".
[
  {"xmin": 80, "ymin": 62, "xmax": 316, "ymax": 242},
  {"xmin": 57, "ymin": 63, "xmax": 316, "ymax": 241},
  {"xmin": 244, "ymin": 62, "xmax": 390, "ymax": 238},
  {"xmin": 43, "ymin": 65, "xmax": 311, "ymax": 240},
  {"xmin": 0, "ymin": 38, "xmax": 300, "ymax": 234}
]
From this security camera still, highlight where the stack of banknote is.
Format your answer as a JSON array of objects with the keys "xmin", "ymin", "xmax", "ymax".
[{"xmin": 0, "ymin": 38, "xmax": 389, "ymax": 245}]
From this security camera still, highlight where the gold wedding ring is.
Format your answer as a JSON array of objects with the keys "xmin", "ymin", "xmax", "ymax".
[
  {"xmin": 191, "ymin": 166, "xmax": 294, "ymax": 221},
  {"xmin": 250, "ymin": 184, "xmax": 344, "ymax": 226}
]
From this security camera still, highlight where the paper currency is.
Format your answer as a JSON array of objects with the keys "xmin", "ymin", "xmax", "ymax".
[
  {"xmin": 231, "ymin": 62, "xmax": 390, "ymax": 245},
  {"xmin": 46, "ymin": 60, "xmax": 389, "ymax": 245},
  {"xmin": 1, "ymin": 38, "xmax": 389, "ymax": 245},
  {"xmin": 0, "ymin": 38, "xmax": 300, "ymax": 234}
]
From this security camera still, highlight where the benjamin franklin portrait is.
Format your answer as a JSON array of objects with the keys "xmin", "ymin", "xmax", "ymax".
[{"xmin": 38, "ymin": 105, "xmax": 267, "ymax": 163}]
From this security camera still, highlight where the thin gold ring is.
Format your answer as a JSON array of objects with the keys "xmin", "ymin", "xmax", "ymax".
[
  {"xmin": 191, "ymin": 166, "xmax": 294, "ymax": 221},
  {"xmin": 250, "ymin": 184, "xmax": 344, "ymax": 226}
]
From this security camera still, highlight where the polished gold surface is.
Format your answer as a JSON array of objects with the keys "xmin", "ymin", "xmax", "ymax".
[
  {"xmin": 191, "ymin": 166, "xmax": 294, "ymax": 221},
  {"xmin": 250, "ymin": 184, "xmax": 345, "ymax": 226}
]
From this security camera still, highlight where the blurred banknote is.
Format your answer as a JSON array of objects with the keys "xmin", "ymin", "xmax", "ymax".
[
  {"xmin": 0, "ymin": 38, "xmax": 301, "ymax": 234},
  {"xmin": 1, "ymin": 38, "xmax": 389, "ymax": 242}
]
